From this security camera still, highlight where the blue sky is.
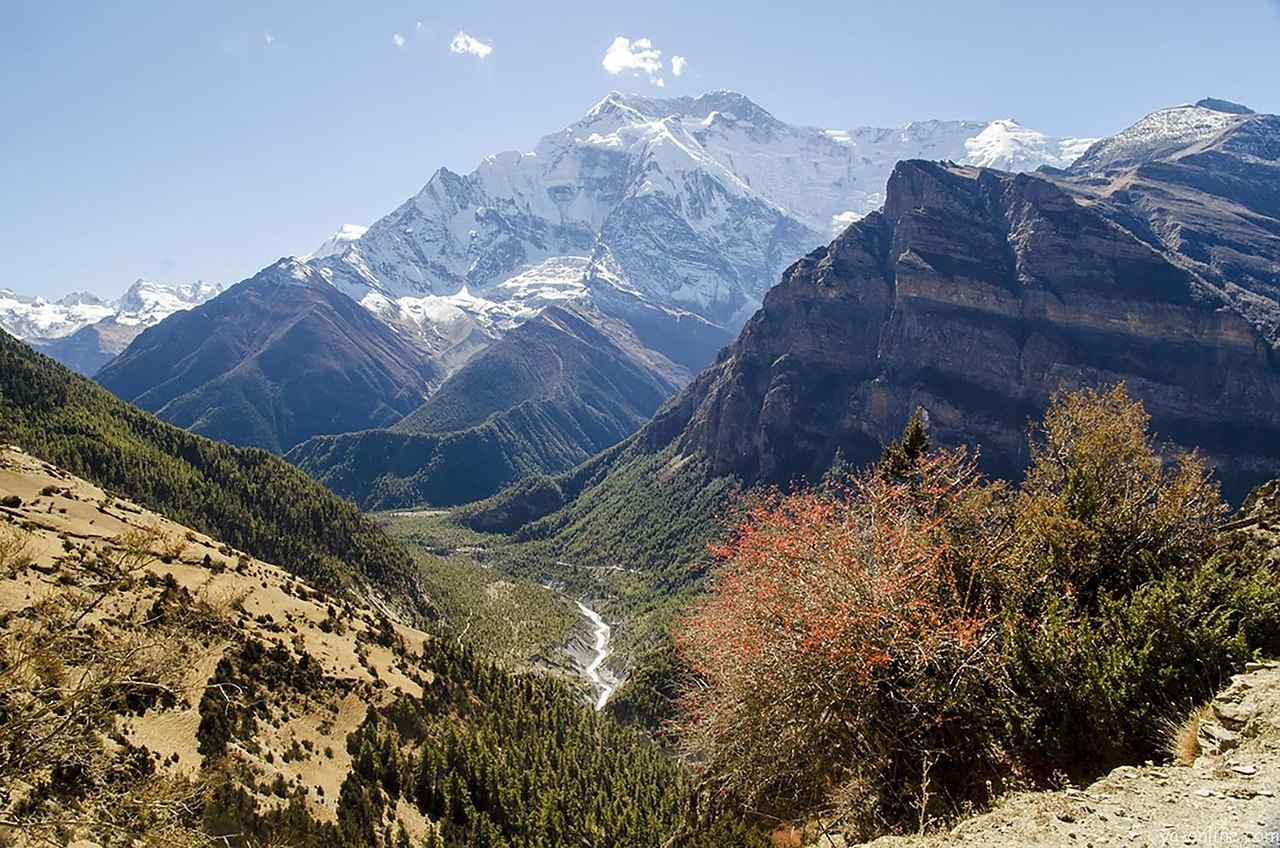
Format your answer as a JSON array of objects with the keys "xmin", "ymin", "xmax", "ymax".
[{"xmin": 4, "ymin": 0, "xmax": 1280, "ymax": 299}]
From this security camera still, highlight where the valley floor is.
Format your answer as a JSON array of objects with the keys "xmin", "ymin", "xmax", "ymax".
[{"xmin": 844, "ymin": 665, "xmax": 1280, "ymax": 848}]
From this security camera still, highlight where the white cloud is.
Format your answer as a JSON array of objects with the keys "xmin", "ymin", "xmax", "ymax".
[
  {"xmin": 603, "ymin": 36, "xmax": 684, "ymax": 87},
  {"xmin": 450, "ymin": 31, "xmax": 493, "ymax": 59},
  {"xmin": 392, "ymin": 33, "xmax": 406, "ymax": 49}
]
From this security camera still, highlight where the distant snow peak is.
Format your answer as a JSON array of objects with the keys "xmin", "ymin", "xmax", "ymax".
[
  {"xmin": 115, "ymin": 279, "xmax": 225, "ymax": 326},
  {"xmin": 0, "ymin": 279, "xmax": 223, "ymax": 341},
  {"xmin": 302, "ymin": 224, "xmax": 369, "ymax": 261},
  {"xmin": 961, "ymin": 119, "xmax": 1097, "ymax": 171}
]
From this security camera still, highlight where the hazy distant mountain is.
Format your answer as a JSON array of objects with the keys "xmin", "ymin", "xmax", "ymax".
[{"xmin": 0, "ymin": 279, "xmax": 223, "ymax": 374}]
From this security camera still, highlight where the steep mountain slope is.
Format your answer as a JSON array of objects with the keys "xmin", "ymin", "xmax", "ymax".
[
  {"xmin": 1064, "ymin": 99, "xmax": 1280, "ymax": 344},
  {"xmin": 0, "ymin": 327, "xmax": 429, "ymax": 619},
  {"xmin": 472, "ymin": 103, "xmax": 1280, "ymax": 578},
  {"xmin": 97, "ymin": 92, "xmax": 1087, "ymax": 471},
  {"xmin": 0, "ymin": 279, "xmax": 222, "ymax": 374},
  {"xmin": 395, "ymin": 304, "xmax": 685, "ymax": 436},
  {"xmin": 96, "ymin": 259, "xmax": 439, "ymax": 453},
  {"xmin": 287, "ymin": 304, "xmax": 687, "ymax": 509}
]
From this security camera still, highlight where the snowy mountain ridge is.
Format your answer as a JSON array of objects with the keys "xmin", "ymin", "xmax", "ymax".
[
  {"xmin": 0, "ymin": 279, "xmax": 223, "ymax": 341},
  {"xmin": 1069, "ymin": 98, "xmax": 1257, "ymax": 174},
  {"xmin": 0, "ymin": 290, "xmax": 114, "ymax": 340},
  {"xmin": 307, "ymin": 90, "xmax": 1096, "ymax": 357}
]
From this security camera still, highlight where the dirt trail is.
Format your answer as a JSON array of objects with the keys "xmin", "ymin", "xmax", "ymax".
[{"xmin": 848, "ymin": 664, "xmax": 1280, "ymax": 848}]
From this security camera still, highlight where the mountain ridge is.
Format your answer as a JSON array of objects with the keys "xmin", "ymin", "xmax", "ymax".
[
  {"xmin": 96, "ymin": 260, "xmax": 440, "ymax": 453},
  {"xmin": 0, "ymin": 279, "xmax": 223, "ymax": 374},
  {"xmin": 287, "ymin": 303, "xmax": 688, "ymax": 509}
]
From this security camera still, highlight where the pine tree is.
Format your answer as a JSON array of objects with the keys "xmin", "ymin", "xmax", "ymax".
[{"xmin": 878, "ymin": 406, "xmax": 930, "ymax": 483}]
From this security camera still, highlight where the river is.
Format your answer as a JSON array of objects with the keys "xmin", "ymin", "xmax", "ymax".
[{"xmin": 575, "ymin": 600, "xmax": 618, "ymax": 710}]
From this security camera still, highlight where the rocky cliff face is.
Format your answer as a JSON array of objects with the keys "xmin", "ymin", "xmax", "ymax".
[
  {"xmin": 646, "ymin": 158, "xmax": 1280, "ymax": 502},
  {"xmin": 1063, "ymin": 100, "xmax": 1280, "ymax": 346}
]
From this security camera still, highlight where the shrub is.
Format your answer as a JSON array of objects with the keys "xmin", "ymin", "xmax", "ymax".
[
  {"xmin": 676, "ymin": 384, "xmax": 1280, "ymax": 835},
  {"xmin": 675, "ymin": 448, "xmax": 1008, "ymax": 835},
  {"xmin": 993, "ymin": 385, "xmax": 1277, "ymax": 776}
]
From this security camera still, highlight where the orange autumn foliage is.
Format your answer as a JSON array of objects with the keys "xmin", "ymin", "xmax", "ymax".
[{"xmin": 674, "ymin": 448, "xmax": 1010, "ymax": 835}]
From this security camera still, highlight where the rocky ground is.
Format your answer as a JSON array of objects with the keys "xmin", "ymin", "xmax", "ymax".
[{"xmin": 845, "ymin": 664, "xmax": 1280, "ymax": 848}]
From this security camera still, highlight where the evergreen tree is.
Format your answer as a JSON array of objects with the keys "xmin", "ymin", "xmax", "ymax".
[{"xmin": 878, "ymin": 406, "xmax": 930, "ymax": 483}]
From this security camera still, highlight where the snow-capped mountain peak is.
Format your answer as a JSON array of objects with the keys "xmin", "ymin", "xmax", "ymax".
[
  {"xmin": 116, "ymin": 279, "xmax": 225, "ymax": 326},
  {"xmin": 961, "ymin": 118, "xmax": 1095, "ymax": 171},
  {"xmin": 301, "ymin": 224, "xmax": 369, "ymax": 261},
  {"xmin": 1070, "ymin": 99, "xmax": 1257, "ymax": 174},
  {"xmin": 310, "ymin": 91, "xmax": 1096, "ymax": 348}
]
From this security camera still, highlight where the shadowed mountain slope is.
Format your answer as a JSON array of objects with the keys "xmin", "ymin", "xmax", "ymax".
[
  {"xmin": 96, "ymin": 260, "xmax": 439, "ymax": 453},
  {"xmin": 287, "ymin": 304, "xmax": 688, "ymax": 509}
]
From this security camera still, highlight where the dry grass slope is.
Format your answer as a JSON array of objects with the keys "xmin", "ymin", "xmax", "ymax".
[{"xmin": 0, "ymin": 444, "xmax": 439, "ymax": 845}]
